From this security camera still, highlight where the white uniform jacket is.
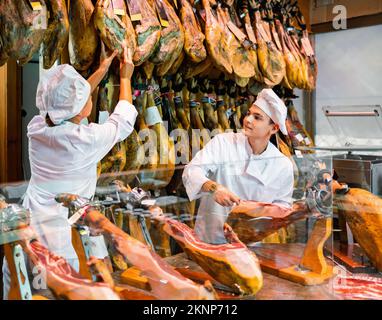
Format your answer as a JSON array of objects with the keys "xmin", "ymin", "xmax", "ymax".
[
  {"xmin": 23, "ymin": 100, "xmax": 138, "ymax": 260},
  {"xmin": 183, "ymin": 132, "xmax": 294, "ymax": 244}
]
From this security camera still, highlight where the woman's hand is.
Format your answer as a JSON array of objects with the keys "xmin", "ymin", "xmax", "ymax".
[
  {"xmin": 87, "ymin": 42, "xmax": 117, "ymax": 93},
  {"xmin": 213, "ymin": 185, "xmax": 241, "ymax": 207},
  {"xmin": 119, "ymin": 48, "xmax": 134, "ymax": 103},
  {"xmin": 120, "ymin": 48, "xmax": 134, "ymax": 80},
  {"xmin": 100, "ymin": 41, "xmax": 118, "ymax": 71}
]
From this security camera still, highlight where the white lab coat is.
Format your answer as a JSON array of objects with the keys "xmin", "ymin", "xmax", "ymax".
[
  {"xmin": 183, "ymin": 132, "xmax": 294, "ymax": 244},
  {"xmin": 22, "ymin": 100, "xmax": 138, "ymax": 260}
]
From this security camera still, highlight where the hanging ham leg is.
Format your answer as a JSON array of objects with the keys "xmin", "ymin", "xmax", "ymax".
[
  {"xmin": 43, "ymin": 0, "xmax": 69, "ymax": 69},
  {"xmin": 68, "ymin": 0, "xmax": 99, "ymax": 71},
  {"xmin": 180, "ymin": 0, "xmax": 207, "ymax": 63},
  {"xmin": 0, "ymin": 0, "xmax": 48, "ymax": 66},
  {"xmin": 131, "ymin": 0, "xmax": 161, "ymax": 66},
  {"xmin": 202, "ymin": 0, "xmax": 232, "ymax": 74},
  {"xmin": 94, "ymin": 0, "xmax": 137, "ymax": 62}
]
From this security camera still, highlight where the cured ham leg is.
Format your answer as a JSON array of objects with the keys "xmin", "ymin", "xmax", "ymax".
[
  {"xmin": 94, "ymin": 0, "xmax": 137, "ymax": 62},
  {"xmin": 202, "ymin": 0, "xmax": 232, "ymax": 74},
  {"xmin": 23, "ymin": 240, "xmax": 120, "ymax": 300},
  {"xmin": 43, "ymin": 0, "xmax": 69, "ymax": 69},
  {"xmin": 152, "ymin": 212, "xmax": 263, "ymax": 295},
  {"xmin": 131, "ymin": 0, "xmax": 161, "ymax": 66},
  {"xmin": 81, "ymin": 208, "xmax": 217, "ymax": 300},
  {"xmin": 68, "ymin": 0, "xmax": 99, "ymax": 71},
  {"xmin": 180, "ymin": 0, "xmax": 207, "ymax": 63},
  {"xmin": 335, "ymin": 188, "xmax": 382, "ymax": 272},
  {"xmin": 227, "ymin": 201, "xmax": 309, "ymax": 243}
]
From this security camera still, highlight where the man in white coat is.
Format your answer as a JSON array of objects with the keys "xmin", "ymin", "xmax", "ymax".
[
  {"xmin": 183, "ymin": 89, "xmax": 294, "ymax": 244},
  {"xmin": 2, "ymin": 46, "xmax": 137, "ymax": 299}
]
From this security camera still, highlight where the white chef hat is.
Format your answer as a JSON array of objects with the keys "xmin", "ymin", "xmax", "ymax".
[
  {"xmin": 36, "ymin": 64, "xmax": 91, "ymax": 125},
  {"xmin": 253, "ymin": 89, "xmax": 288, "ymax": 135}
]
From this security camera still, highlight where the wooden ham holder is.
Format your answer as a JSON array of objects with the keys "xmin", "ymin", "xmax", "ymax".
[
  {"xmin": 1, "ymin": 229, "xmax": 49, "ymax": 300},
  {"xmin": 250, "ymin": 217, "xmax": 335, "ymax": 286}
]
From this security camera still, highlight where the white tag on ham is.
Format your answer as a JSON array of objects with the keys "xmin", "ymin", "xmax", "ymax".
[{"xmin": 145, "ymin": 106, "xmax": 163, "ymax": 126}]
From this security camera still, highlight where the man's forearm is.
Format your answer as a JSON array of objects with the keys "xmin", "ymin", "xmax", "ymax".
[
  {"xmin": 201, "ymin": 180, "xmax": 218, "ymax": 193},
  {"xmin": 120, "ymin": 78, "xmax": 132, "ymax": 103}
]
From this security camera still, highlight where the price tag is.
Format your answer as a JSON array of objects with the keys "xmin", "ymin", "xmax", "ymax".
[
  {"xmin": 304, "ymin": 137, "xmax": 312, "ymax": 145},
  {"xmin": 159, "ymin": 18, "xmax": 169, "ymax": 27},
  {"xmin": 145, "ymin": 106, "xmax": 163, "ymax": 126},
  {"xmin": 156, "ymin": 0, "xmax": 170, "ymax": 28},
  {"xmin": 141, "ymin": 199, "xmax": 157, "ymax": 206},
  {"xmin": 29, "ymin": 1, "xmax": 42, "ymax": 11},
  {"xmin": 130, "ymin": 13, "xmax": 142, "ymax": 21},
  {"xmin": 295, "ymin": 133, "xmax": 304, "ymax": 142},
  {"xmin": 295, "ymin": 150, "xmax": 303, "ymax": 158},
  {"xmin": 114, "ymin": 8, "xmax": 125, "ymax": 16},
  {"xmin": 126, "ymin": 0, "xmax": 142, "ymax": 22}
]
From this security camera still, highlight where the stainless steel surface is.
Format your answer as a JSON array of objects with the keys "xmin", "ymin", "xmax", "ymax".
[
  {"xmin": 325, "ymin": 111, "xmax": 379, "ymax": 117},
  {"xmin": 295, "ymin": 146, "xmax": 382, "ymax": 152},
  {"xmin": 333, "ymin": 154, "xmax": 382, "ymax": 196}
]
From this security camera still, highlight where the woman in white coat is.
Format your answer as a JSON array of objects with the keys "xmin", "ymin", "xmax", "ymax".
[
  {"xmin": 182, "ymin": 89, "xmax": 294, "ymax": 244},
  {"xmin": 2, "ymin": 45, "xmax": 137, "ymax": 299}
]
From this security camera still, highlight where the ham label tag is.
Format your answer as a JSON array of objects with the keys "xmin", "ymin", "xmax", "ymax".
[
  {"xmin": 126, "ymin": 0, "xmax": 142, "ymax": 21},
  {"xmin": 29, "ymin": 1, "xmax": 42, "ymax": 11},
  {"xmin": 145, "ymin": 106, "xmax": 163, "ymax": 126},
  {"xmin": 295, "ymin": 133, "xmax": 304, "ymax": 142},
  {"xmin": 156, "ymin": 0, "xmax": 170, "ymax": 27},
  {"xmin": 114, "ymin": 8, "xmax": 125, "ymax": 16}
]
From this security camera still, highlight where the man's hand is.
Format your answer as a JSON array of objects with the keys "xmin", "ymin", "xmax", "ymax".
[{"xmin": 213, "ymin": 185, "xmax": 241, "ymax": 207}]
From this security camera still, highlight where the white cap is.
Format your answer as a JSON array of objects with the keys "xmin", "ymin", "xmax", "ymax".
[
  {"xmin": 36, "ymin": 64, "xmax": 91, "ymax": 125},
  {"xmin": 253, "ymin": 89, "xmax": 288, "ymax": 135}
]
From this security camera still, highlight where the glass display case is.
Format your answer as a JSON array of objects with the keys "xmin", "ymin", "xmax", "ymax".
[{"xmin": 296, "ymin": 105, "xmax": 382, "ymax": 300}]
